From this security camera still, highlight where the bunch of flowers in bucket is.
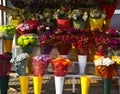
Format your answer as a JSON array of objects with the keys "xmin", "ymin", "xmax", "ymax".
[
  {"xmin": 16, "ymin": 23, "xmax": 34, "ymax": 36},
  {"xmin": 0, "ymin": 25, "xmax": 16, "ymax": 40},
  {"xmin": 10, "ymin": 53, "xmax": 29, "ymax": 76},
  {"xmin": 17, "ymin": 34, "xmax": 37, "ymax": 53}
]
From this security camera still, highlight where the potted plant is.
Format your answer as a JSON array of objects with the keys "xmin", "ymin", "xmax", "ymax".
[
  {"xmin": 89, "ymin": 8, "xmax": 106, "ymax": 30},
  {"xmin": 53, "ymin": 6, "xmax": 72, "ymax": 29},
  {"xmin": 70, "ymin": 9, "xmax": 88, "ymax": 29},
  {"xmin": 0, "ymin": 25, "xmax": 16, "ymax": 52}
]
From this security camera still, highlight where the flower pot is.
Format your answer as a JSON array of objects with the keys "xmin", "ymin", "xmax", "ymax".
[
  {"xmin": 56, "ymin": 18, "xmax": 71, "ymax": 29},
  {"xmin": 54, "ymin": 76, "xmax": 65, "ymax": 94},
  {"xmin": 89, "ymin": 18, "xmax": 104, "ymax": 30},
  {"xmin": 102, "ymin": 78, "xmax": 111, "ymax": 94},
  {"xmin": 73, "ymin": 20, "xmax": 86, "ymax": 29},
  {"xmin": 80, "ymin": 75, "xmax": 91, "ymax": 94},
  {"xmin": 16, "ymin": 59, "xmax": 28, "ymax": 76},
  {"xmin": 0, "ymin": 75, "xmax": 9, "ymax": 94},
  {"xmin": 57, "ymin": 43, "xmax": 71, "ymax": 55},
  {"xmin": 26, "ymin": 20, "xmax": 40, "ymax": 29},
  {"xmin": 78, "ymin": 55, "xmax": 87, "ymax": 74},
  {"xmin": 10, "ymin": 19, "xmax": 22, "ymax": 26},
  {"xmin": 19, "ymin": 76, "xmax": 29, "ymax": 94},
  {"xmin": 40, "ymin": 45, "xmax": 53, "ymax": 55},
  {"xmin": 33, "ymin": 76, "xmax": 43, "ymax": 94},
  {"xmin": 26, "ymin": 54, "xmax": 33, "ymax": 74},
  {"xmin": 0, "ymin": 62, "xmax": 11, "ymax": 76},
  {"xmin": 3, "ymin": 39, "xmax": 13, "ymax": 53}
]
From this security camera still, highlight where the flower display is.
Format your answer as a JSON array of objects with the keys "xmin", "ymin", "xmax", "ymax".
[
  {"xmin": 16, "ymin": 23, "xmax": 34, "ymax": 35},
  {"xmin": 0, "ymin": 25, "xmax": 16, "ymax": 39},
  {"xmin": 94, "ymin": 56, "xmax": 116, "ymax": 78},
  {"xmin": 32, "ymin": 55, "xmax": 52, "ymax": 76},
  {"xmin": 0, "ymin": 52, "xmax": 12, "ymax": 76},
  {"xmin": 10, "ymin": 53, "xmax": 29, "ymax": 76},
  {"xmin": 51, "ymin": 56, "xmax": 71, "ymax": 76},
  {"xmin": 17, "ymin": 34, "xmax": 37, "ymax": 53}
]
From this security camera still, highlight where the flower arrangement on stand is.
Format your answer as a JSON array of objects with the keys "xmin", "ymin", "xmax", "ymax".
[
  {"xmin": 51, "ymin": 56, "xmax": 71, "ymax": 94},
  {"xmin": 16, "ymin": 23, "xmax": 34, "ymax": 36},
  {"xmin": 94, "ymin": 57, "xmax": 116, "ymax": 94},
  {"xmin": 10, "ymin": 53, "xmax": 29, "ymax": 94},
  {"xmin": 32, "ymin": 55, "xmax": 52, "ymax": 94},
  {"xmin": 0, "ymin": 25, "xmax": 16, "ymax": 52},
  {"xmin": 17, "ymin": 34, "xmax": 37, "ymax": 74},
  {"xmin": 0, "ymin": 52, "xmax": 12, "ymax": 94}
]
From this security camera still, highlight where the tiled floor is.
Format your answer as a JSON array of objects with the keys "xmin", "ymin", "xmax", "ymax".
[{"xmin": 7, "ymin": 76, "xmax": 119, "ymax": 94}]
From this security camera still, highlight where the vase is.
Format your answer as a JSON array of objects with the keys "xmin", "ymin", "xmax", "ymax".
[
  {"xmin": 10, "ymin": 19, "xmax": 22, "ymax": 26},
  {"xmin": 57, "ymin": 43, "xmax": 71, "ymax": 55},
  {"xmin": 0, "ymin": 62, "xmax": 11, "ymax": 76},
  {"xmin": 26, "ymin": 54, "xmax": 33, "ymax": 74},
  {"xmin": 0, "ymin": 75, "xmax": 9, "ymax": 94},
  {"xmin": 80, "ymin": 75, "xmax": 91, "ymax": 94},
  {"xmin": 102, "ymin": 78, "xmax": 111, "ymax": 94},
  {"xmin": 78, "ymin": 55, "xmax": 87, "ymax": 74},
  {"xmin": 73, "ymin": 20, "xmax": 86, "ymax": 29},
  {"xmin": 16, "ymin": 59, "xmax": 28, "ymax": 76},
  {"xmin": 56, "ymin": 18, "xmax": 71, "ymax": 29},
  {"xmin": 26, "ymin": 19, "xmax": 40, "ymax": 29},
  {"xmin": 89, "ymin": 18, "xmax": 104, "ymax": 30},
  {"xmin": 3, "ymin": 39, "xmax": 13, "ymax": 53},
  {"xmin": 99, "ymin": 1, "xmax": 118, "ymax": 19},
  {"xmin": 40, "ymin": 45, "xmax": 53, "ymax": 55},
  {"xmin": 54, "ymin": 76, "xmax": 65, "ymax": 94},
  {"xmin": 19, "ymin": 76, "xmax": 29, "ymax": 94},
  {"xmin": 33, "ymin": 76, "xmax": 43, "ymax": 94}
]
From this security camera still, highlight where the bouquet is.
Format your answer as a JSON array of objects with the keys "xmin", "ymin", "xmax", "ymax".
[
  {"xmin": 10, "ymin": 53, "xmax": 29, "ymax": 76},
  {"xmin": 0, "ymin": 25, "xmax": 16, "ymax": 40},
  {"xmin": 32, "ymin": 55, "xmax": 52, "ymax": 76},
  {"xmin": 17, "ymin": 34, "xmax": 37, "ymax": 53},
  {"xmin": 94, "ymin": 57, "xmax": 116, "ymax": 78},
  {"xmin": 0, "ymin": 52, "xmax": 12, "ymax": 76},
  {"xmin": 16, "ymin": 23, "xmax": 34, "ymax": 35},
  {"xmin": 51, "ymin": 56, "xmax": 71, "ymax": 76}
]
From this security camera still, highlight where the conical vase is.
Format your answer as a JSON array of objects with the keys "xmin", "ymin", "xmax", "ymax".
[
  {"xmin": 78, "ymin": 55, "xmax": 87, "ymax": 74},
  {"xmin": 19, "ymin": 76, "xmax": 29, "ymax": 94},
  {"xmin": 33, "ymin": 76, "xmax": 43, "ymax": 94},
  {"xmin": 80, "ymin": 75, "xmax": 91, "ymax": 94},
  {"xmin": 0, "ymin": 75, "xmax": 9, "ymax": 94},
  {"xmin": 55, "ymin": 76, "xmax": 65, "ymax": 94},
  {"xmin": 3, "ymin": 39, "xmax": 13, "ymax": 53}
]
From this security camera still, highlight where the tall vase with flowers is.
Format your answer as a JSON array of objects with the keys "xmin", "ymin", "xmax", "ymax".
[
  {"xmin": 32, "ymin": 55, "xmax": 52, "ymax": 94},
  {"xmin": 17, "ymin": 34, "xmax": 37, "ymax": 74},
  {"xmin": 51, "ymin": 56, "xmax": 71, "ymax": 94},
  {"xmin": 0, "ymin": 52, "xmax": 12, "ymax": 94},
  {"xmin": 10, "ymin": 53, "xmax": 29, "ymax": 94},
  {"xmin": 94, "ymin": 57, "xmax": 116, "ymax": 94},
  {"xmin": 0, "ymin": 25, "xmax": 16, "ymax": 52},
  {"xmin": 77, "ymin": 32, "xmax": 90, "ymax": 74}
]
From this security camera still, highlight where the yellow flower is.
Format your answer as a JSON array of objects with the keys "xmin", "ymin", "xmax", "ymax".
[{"xmin": 23, "ymin": 40, "xmax": 29, "ymax": 46}]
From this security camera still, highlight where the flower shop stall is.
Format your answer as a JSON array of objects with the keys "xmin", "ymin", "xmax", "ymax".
[{"xmin": 0, "ymin": 0, "xmax": 120, "ymax": 94}]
